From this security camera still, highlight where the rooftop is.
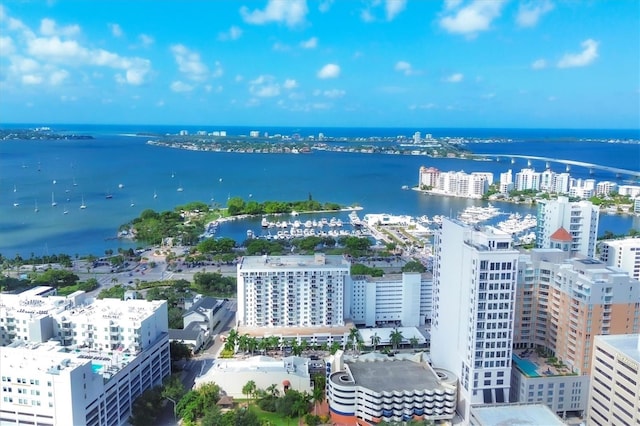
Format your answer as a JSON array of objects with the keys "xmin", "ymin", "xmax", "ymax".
[
  {"xmin": 341, "ymin": 353, "xmax": 455, "ymax": 392},
  {"xmin": 596, "ymin": 334, "xmax": 640, "ymax": 363},
  {"xmin": 238, "ymin": 253, "xmax": 350, "ymax": 270},
  {"xmin": 470, "ymin": 403, "xmax": 565, "ymax": 426}
]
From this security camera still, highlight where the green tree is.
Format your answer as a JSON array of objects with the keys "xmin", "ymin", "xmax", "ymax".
[
  {"xmin": 401, "ymin": 260, "xmax": 426, "ymax": 273},
  {"xmin": 389, "ymin": 328, "xmax": 404, "ymax": 350},
  {"xmin": 170, "ymin": 341, "xmax": 192, "ymax": 361},
  {"xmin": 370, "ymin": 333, "xmax": 381, "ymax": 351},
  {"xmin": 129, "ymin": 386, "xmax": 163, "ymax": 426},
  {"xmin": 242, "ymin": 380, "xmax": 257, "ymax": 404}
]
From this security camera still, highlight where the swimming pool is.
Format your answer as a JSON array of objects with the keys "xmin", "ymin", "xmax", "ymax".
[
  {"xmin": 513, "ymin": 354, "xmax": 540, "ymax": 377},
  {"xmin": 91, "ymin": 363, "xmax": 104, "ymax": 374}
]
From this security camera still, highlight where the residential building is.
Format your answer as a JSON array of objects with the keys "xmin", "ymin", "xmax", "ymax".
[
  {"xmin": 617, "ymin": 185, "xmax": 640, "ymax": 198},
  {"xmin": 0, "ymin": 289, "xmax": 170, "ymax": 426},
  {"xmin": 236, "ymin": 253, "xmax": 351, "ymax": 328},
  {"xmin": 596, "ymin": 181, "xmax": 618, "ymax": 196},
  {"xmin": 569, "ymin": 178, "xmax": 596, "ymax": 199},
  {"xmin": 535, "ymin": 196, "xmax": 599, "ymax": 258},
  {"xmin": 587, "ymin": 334, "xmax": 640, "ymax": 426},
  {"xmin": 599, "ymin": 237, "xmax": 640, "ymax": 280},
  {"xmin": 552, "ymin": 172, "xmax": 571, "ymax": 194},
  {"xmin": 431, "ymin": 218, "xmax": 519, "ymax": 421},
  {"xmin": 512, "ymin": 250, "xmax": 640, "ymax": 416},
  {"xmin": 347, "ymin": 272, "xmax": 431, "ymax": 327},
  {"xmin": 515, "ymin": 168, "xmax": 541, "ymax": 191},
  {"xmin": 326, "ymin": 351, "xmax": 457, "ymax": 425},
  {"xmin": 499, "ymin": 169, "xmax": 513, "ymax": 194},
  {"xmin": 419, "ymin": 166, "xmax": 440, "ymax": 188}
]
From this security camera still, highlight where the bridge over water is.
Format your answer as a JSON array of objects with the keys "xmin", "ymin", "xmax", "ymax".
[{"xmin": 475, "ymin": 154, "xmax": 640, "ymax": 179}]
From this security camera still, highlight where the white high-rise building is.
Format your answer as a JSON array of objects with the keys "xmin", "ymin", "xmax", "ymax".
[
  {"xmin": 515, "ymin": 168, "xmax": 541, "ymax": 191},
  {"xmin": 431, "ymin": 218, "xmax": 519, "ymax": 421},
  {"xmin": 535, "ymin": 196, "xmax": 599, "ymax": 258},
  {"xmin": 236, "ymin": 253, "xmax": 351, "ymax": 328},
  {"xmin": 599, "ymin": 237, "xmax": 640, "ymax": 281},
  {"xmin": 347, "ymin": 272, "xmax": 431, "ymax": 328},
  {"xmin": 552, "ymin": 172, "xmax": 571, "ymax": 194},
  {"xmin": 0, "ymin": 289, "xmax": 170, "ymax": 426},
  {"xmin": 499, "ymin": 169, "xmax": 513, "ymax": 194},
  {"xmin": 587, "ymin": 334, "xmax": 640, "ymax": 426}
]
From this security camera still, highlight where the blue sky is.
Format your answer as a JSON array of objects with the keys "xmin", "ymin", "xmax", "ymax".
[{"xmin": 0, "ymin": 0, "xmax": 638, "ymax": 129}]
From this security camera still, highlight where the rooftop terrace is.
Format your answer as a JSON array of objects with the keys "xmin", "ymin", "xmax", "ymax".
[{"xmin": 513, "ymin": 349, "xmax": 575, "ymax": 378}]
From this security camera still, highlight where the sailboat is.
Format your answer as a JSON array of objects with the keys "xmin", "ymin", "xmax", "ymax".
[
  {"xmin": 63, "ymin": 203, "xmax": 69, "ymax": 215},
  {"xmin": 13, "ymin": 184, "xmax": 17, "ymax": 193},
  {"xmin": 153, "ymin": 190, "xmax": 158, "ymax": 199},
  {"xmin": 130, "ymin": 199, "xmax": 135, "ymax": 207},
  {"xmin": 177, "ymin": 183, "xmax": 184, "ymax": 192},
  {"xmin": 80, "ymin": 196, "xmax": 87, "ymax": 209},
  {"xmin": 72, "ymin": 177, "xmax": 78, "ymax": 187},
  {"xmin": 34, "ymin": 200, "xmax": 39, "ymax": 213},
  {"xmin": 51, "ymin": 192, "xmax": 57, "ymax": 207}
]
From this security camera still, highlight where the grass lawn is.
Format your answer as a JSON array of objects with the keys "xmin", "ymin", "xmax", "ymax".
[{"xmin": 247, "ymin": 403, "xmax": 299, "ymax": 426}]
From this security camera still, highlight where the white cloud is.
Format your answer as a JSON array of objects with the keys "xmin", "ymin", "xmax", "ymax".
[
  {"xmin": 322, "ymin": 89, "xmax": 345, "ymax": 98},
  {"xmin": 170, "ymin": 80, "xmax": 194, "ymax": 92},
  {"xmin": 394, "ymin": 60, "xmax": 417, "ymax": 76},
  {"xmin": 439, "ymin": 0, "xmax": 506, "ymax": 36},
  {"xmin": 0, "ymin": 36, "xmax": 14, "ymax": 55},
  {"xmin": 26, "ymin": 36, "xmax": 151, "ymax": 85},
  {"xmin": 109, "ymin": 23, "xmax": 123, "ymax": 37},
  {"xmin": 531, "ymin": 58, "xmax": 547, "ymax": 69},
  {"xmin": 138, "ymin": 34, "xmax": 154, "ymax": 47},
  {"xmin": 300, "ymin": 37, "xmax": 317, "ymax": 49},
  {"xmin": 385, "ymin": 0, "xmax": 407, "ymax": 21},
  {"xmin": 317, "ymin": 63, "xmax": 340, "ymax": 79},
  {"xmin": 409, "ymin": 103, "xmax": 437, "ymax": 110},
  {"xmin": 283, "ymin": 79, "xmax": 298, "ymax": 89},
  {"xmin": 241, "ymin": 0, "xmax": 308, "ymax": 27},
  {"xmin": 22, "ymin": 74, "xmax": 43, "ymax": 85},
  {"xmin": 444, "ymin": 72, "xmax": 464, "ymax": 83},
  {"xmin": 39, "ymin": 18, "xmax": 80, "ymax": 37},
  {"xmin": 248, "ymin": 75, "xmax": 281, "ymax": 97},
  {"xmin": 516, "ymin": 1, "xmax": 554, "ymax": 28},
  {"xmin": 557, "ymin": 39, "xmax": 599, "ymax": 68},
  {"xmin": 170, "ymin": 44, "xmax": 208, "ymax": 81},
  {"xmin": 272, "ymin": 42, "xmax": 291, "ymax": 51},
  {"xmin": 49, "ymin": 69, "xmax": 69, "ymax": 85},
  {"xmin": 218, "ymin": 26, "xmax": 243, "ymax": 41},
  {"xmin": 360, "ymin": 8, "xmax": 375, "ymax": 23}
]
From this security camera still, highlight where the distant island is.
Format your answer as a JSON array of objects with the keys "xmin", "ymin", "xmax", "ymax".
[{"xmin": 0, "ymin": 127, "xmax": 94, "ymax": 141}]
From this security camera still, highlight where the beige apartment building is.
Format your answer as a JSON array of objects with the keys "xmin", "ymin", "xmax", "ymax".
[{"xmin": 588, "ymin": 334, "xmax": 640, "ymax": 426}]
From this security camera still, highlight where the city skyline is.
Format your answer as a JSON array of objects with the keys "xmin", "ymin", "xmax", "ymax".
[{"xmin": 1, "ymin": 1, "xmax": 639, "ymax": 129}]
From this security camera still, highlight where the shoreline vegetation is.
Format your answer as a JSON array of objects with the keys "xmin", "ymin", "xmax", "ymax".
[{"xmin": 118, "ymin": 198, "xmax": 361, "ymax": 246}]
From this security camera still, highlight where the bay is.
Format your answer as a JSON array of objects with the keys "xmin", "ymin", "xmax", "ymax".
[{"xmin": 0, "ymin": 124, "xmax": 638, "ymax": 258}]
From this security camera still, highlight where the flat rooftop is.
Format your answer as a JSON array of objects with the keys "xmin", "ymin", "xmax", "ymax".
[
  {"xmin": 597, "ymin": 334, "xmax": 640, "ymax": 363},
  {"xmin": 238, "ymin": 254, "xmax": 350, "ymax": 270},
  {"xmin": 237, "ymin": 322, "xmax": 354, "ymax": 338},
  {"xmin": 346, "ymin": 359, "xmax": 441, "ymax": 392},
  {"xmin": 471, "ymin": 403, "xmax": 565, "ymax": 426}
]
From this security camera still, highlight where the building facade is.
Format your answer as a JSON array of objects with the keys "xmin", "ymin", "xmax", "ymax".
[
  {"xmin": 535, "ymin": 196, "xmax": 599, "ymax": 258},
  {"xmin": 347, "ymin": 272, "xmax": 431, "ymax": 327},
  {"xmin": 431, "ymin": 218, "xmax": 519, "ymax": 421},
  {"xmin": 598, "ymin": 237, "xmax": 640, "ymax": 281},
  {"xmin": 587, "ymin": 334, "xmax": 640, "ymax": 426},
  {"xmin": 0, "ymin": 289, "xmax": 170, "ymax": 426},
  {"xmin": 236, "ymin": 253, "xmax": 351, "ymax": 328}
]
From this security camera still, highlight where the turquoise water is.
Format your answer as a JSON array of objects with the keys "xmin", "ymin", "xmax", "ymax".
[
  {"xmin": 91, "ymin": 363, "xmax": 103, "ymax": 374},
  {"xmin": 0, "ymin": 125, "xmax": 638, "ymax": 257},
  {"xmin": 513, "ymin": 354, "xmax": 540, "ymax": 377}
]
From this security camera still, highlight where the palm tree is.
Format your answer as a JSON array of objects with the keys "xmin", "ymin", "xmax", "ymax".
[
  {"xmin": 224, "ymin": 329, "xmax": 239, "ymax": 353},
  {"xmin": 329, "ymin": 341, "xmax": 341, "ymax": 355},
  {"xmin": 371, "ymin": 333, "xmax": 381, "ymax": 351},
  {"xmin": 258, "ymin": 337, "xmax": 269, "ymax": 355},
  {"xmin": 247, "ymin": 336, "xmax": 258, "ymax": 355},
  {"xmin": 266, "ymin": 383, "xmax": 280, "ymax": 397},
  {"xmin": 409, "ymin": 336, "xmax": 419, "ymax": 349},
  {"xmin": 242, "ymin": 380, "xmax": 257, "ymax": 406},
  {"xmin": 389, "ymin": 328, "xmax": 404, "ymax": 351},
  {"xmin": 348, "ymin": 327, "xmax": 359, "ymax": 352},
  {"xmin": 312, "ymin": 384, "xmax": 325, "ymax": 416},
  {"xmin": 238, "ymin": 334, "xmax": 250, "ymax": 353}
]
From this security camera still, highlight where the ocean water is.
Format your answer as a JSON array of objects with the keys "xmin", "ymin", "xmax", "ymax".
[{"xmin": 0, "ymin": 124, "xmax": 638, "ymax": 258}]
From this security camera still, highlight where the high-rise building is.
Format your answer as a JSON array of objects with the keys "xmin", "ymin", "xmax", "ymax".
[
  {"xmin": 511, "ymin": 251, "xmax": 640, "ymax": 416},
  {"xmin": 347, "ymin": 272, "xmax": 431, "ymax": 328},
  {"xmin": 587, "ymin": 334, "xmax": 640, "ymax": 426},
  {"xmin": 515, "ymin": 168, "xmax": 541, "ymax": 191},
  {"xmin": 236, "ymin": 253, "xmax": 351, "ymax": 328},
  {"xmin": 0, "ymin": 288, "xmax": 170, "ymax": 426},
  {"xmin": 431, "ymin": 218, "xmax": 519, "ymax": 421},
  {"xmin": 599, "ymin": 237, "xmax": 640, "ymax": 281},
  {"xmin": 535, "ymin": 196, "xmax": 599, "ymax": 258}
]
